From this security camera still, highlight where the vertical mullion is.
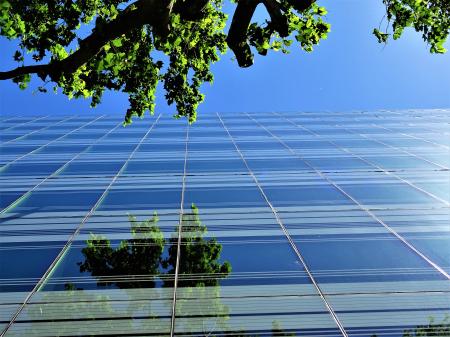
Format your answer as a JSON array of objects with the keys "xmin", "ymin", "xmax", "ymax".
[
  {"xmin": 0, "ymin": 116, "xmax": 25, "ymax": 123},
  {"xmin": 245, "ymin": 112, "xmax": 450, "ymax": 281},
  {"xmin": 342, "ymin": 114, "xmax": 449, "ymax": 167},
  {"xmin": 373, "ymin": 123, "xmax": 450, "ymax": 149},
  {"xmin": 3, "ymin": 115, "xmax": 76, "ymax": 144},
  {"xmin": 0, "ymin": 115, "xmax": 104, "ymax": 171},
  {"xmin": 0, "ymin": 121, "xmax": 123, "ymax": 215},
  {"xmin": 368, "ymin": 110, "xmax": 450, "ymax": 140},
  {"xmin": 169, "ymin": 122, "xmax": 190, "ymax": 337},
  {"xmin": 272, "ymin": 112, "xmax": 450, "ymax": 206},
  {"xmin": 335, "ymin": 110, "xmax": 450, "ymax": 150},
  {"xmin": 0, "ymin": 114, "xmax": 162, "ymax": 337},
  {"xmin": 1, "ymin": 115, "xmax": 49, "ymax": 133},
  {"xmin": 217, "ymin": 112, "xmax": 349, "ymax": 337}
]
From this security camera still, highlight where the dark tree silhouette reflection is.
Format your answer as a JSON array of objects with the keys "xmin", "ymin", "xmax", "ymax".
[
  {"xmin": 76, "ymin": 204, "xmax": 231, "ymax": 289},
  {"xmin": 18, "ymin": 205, "xmax": 297, "ymax": 336},
  {"xmin": 77, "ymin": 212, "xmax": 164, "ymax": 289},
  {"xmin": 164, "ymin": 205, "xmax": 231, "ymax": 288},
  {"xmin": 370, "ymin": 315, "xmax": 450, "ymax": 337}
]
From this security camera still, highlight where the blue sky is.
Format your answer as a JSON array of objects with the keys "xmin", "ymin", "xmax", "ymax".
[{"xmin": 0, "ymin": 0, "xmax": 449, "ymax": 118}]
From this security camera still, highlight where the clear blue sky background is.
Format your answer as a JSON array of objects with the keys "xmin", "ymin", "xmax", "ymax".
[{"xmin": 0, "ymin": 0, "xmax": 449, "ymax": 118}]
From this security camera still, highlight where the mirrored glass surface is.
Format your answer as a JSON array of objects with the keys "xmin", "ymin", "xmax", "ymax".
[{"xmin": 1, "ymin": 111, "xmax": 449, "ymax": 336}]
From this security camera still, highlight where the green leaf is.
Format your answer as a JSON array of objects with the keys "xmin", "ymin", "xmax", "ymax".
[
  {"xmin": 373, "ymin": 28, "xmax": 389, "ymax": 43},
  {"xmin": 112, "ymin": 38, "xmax": 122, "ymax": 47}
]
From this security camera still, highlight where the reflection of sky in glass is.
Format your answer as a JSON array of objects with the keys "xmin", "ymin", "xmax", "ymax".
[{"xmin": 1, "ymin": 110, "xmax": 450, "ymax": 336}]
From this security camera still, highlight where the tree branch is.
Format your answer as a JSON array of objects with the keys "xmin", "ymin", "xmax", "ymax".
[
  {"xmin": 0, "ymin": 0, "xmax": 174, "ymax": 82},
  {"xmin": 227, "ymin": 0, "xmax": 261, "ymax": 67},
  {"xmin": 263, "ymin": 0, "xmax": 289, "ymax": 37},
  {"xmin": 0, "ymin": 0, "xmax": 318, "ymax": 81},
  {"xmin": 173, "ymin": 0, "xmax": 210, "ymax": 21},
  {"xmin": 287, "ymin": 0, "xmax": 316, "ymax": 12},
  {"xmin": 0, "ymin": 64, "xmax": 49, "ymax": 81}
]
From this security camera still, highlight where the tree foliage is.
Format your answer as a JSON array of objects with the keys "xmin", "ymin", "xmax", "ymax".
[
  {"xmin": 370, "ymin": 315, "xmax": 450, "ymax": 337},
  {"xmin": 0, "ymin": 0, "xmax": 448, "ymax": 124},
  {"xmin": 163, "ymin": 205, "xmax": 231, "ymax": 287},
  {"xmin": 374, "ymin": 0, "xmax": 450, "ymax": 53},
  {"xmin": 77, "ymin": 204, "xmax": 231, "ymax": 289},
  {"xmin": 78, "ymin": 212, "xmax": 165, "ymax": 289},
  {"xmin": 402, "ymin": 315, "xmax": 450, "ymax": 337}
]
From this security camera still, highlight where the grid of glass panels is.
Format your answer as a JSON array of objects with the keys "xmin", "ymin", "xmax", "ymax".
[{"xmin": 1, "ymin": 110, "xmax": 449, "ymax": 336}]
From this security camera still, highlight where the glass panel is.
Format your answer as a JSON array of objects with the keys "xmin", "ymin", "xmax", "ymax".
[
  {"xmin": 1, "ymin": 162, "xmax": 64, "ymax": 177},
  {"xmin": 100, "ymin": 186, "xmax": 181, "ymax": 211},
  {"xmin": 10, "ymin": 188, "xmax": 103, "ymax": 213},
  {"xmin": 306, "ymin": 157, "xmax": 373, "ymax": 171},
  {"xmin": 264, "ymin": 184, "xmax": 352, "ymax": 207},
  {"xmin": 325, "ymin": 283, "xmax": 449, "ymax": 337},
  {"xmin": 187, "ymin": 158, "xmax": 247, "ymax": 173},
  {"xmin": 0, "ymin": 242, "xmax": 64, "ymax": 293},
  {"xmin": 247, "ymin": 157, "xmax": 311, "ymax": 172},
  {"xmin": 414, "ymin": 182, "xmax": 450, "ymax": 203},
  {"xmin": 184, "ymin": 185, "xmax": 267, "ymax": 209},
  {"xmin": 3, "ymin": 111, "xmax": 450, "ymax": 336},
  {"xmin": 60, "ymin": 161, "xmax": 125, "ymax": 176},
  {"xmin": 292, "ymin": 232, "xmax": 444, "ymax": 283},
  {"xmin": 173, "ymin": 208, "xmax": 342, "ymax": 336},
  {"xmin": 373, "ymin": 209, "xmax": 450, "ymax": 272},
  {"xmin": 361, "ymin": 155, "xmax": 439, "ymax": 170},
  {"xmin": 342, "ymin": 181, "xmax": 442, "ymax": 207},
  {"xmin": 10, "ymin": 212, "xmax": 176, "ymax": 336},
  {"xmin": 124, "ymin": 160, "xmax": 185, "ymax": 174},
  {"xmin": 284, "ymin": 209, "xmax": 449, "ymax": 337}
]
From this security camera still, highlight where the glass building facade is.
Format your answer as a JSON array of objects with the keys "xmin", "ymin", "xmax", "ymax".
[{"xmin": 0, "ymin": 110, "xmax": 449, "ymax": 336}]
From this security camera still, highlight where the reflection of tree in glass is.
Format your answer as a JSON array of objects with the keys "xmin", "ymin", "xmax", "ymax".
[
  {"xmin": 77, "ymin": 204, "xmax": 231, "ymax": 289},
  {"xmin": 370, "ymin": 315, "xmax": 450, "ymax": 337},
  {"xmin": 403, "ymin": 315, "xmax": 450, "ymax": 337},
  {"xmin": 17, "ymin": 206, "xmax": 298, "ymax": 336},
  {"xmin": 77, "ymin": 212, "xmax": 164, "ymax": 288},
  {"xmin": 164, "ymin": 205, "xmax": 231, "ymax": 288},
  {"xmin": 223, "ymin": 320, "xmax": 295, "ymax": 337},
  {"xmin": 15, "ymin": 289, "xmax": 130, "ymax": 337},
  {"xmin": 271, "ymin": 320, "xmax": 296, "ymax": 337}
]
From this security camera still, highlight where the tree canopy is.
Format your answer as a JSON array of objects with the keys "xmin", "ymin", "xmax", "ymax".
[
  {"xmin": 77, "ymin": 204, "xmax": 231, "ymax": 289},
  {"xmin": 0, "ymin": 0, "xmax": 448, "ymax": 124}
]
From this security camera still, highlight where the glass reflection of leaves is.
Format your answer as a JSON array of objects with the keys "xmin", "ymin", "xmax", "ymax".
[
  {"xmin": 77, "ymin": 211, "xmax": 164, "ymax": 289},
  {"xmin": 75, "ymin": 204, "xmax": 231, "ymax": 290},
  {"xmin": 20, "ymin": 205, "xmax": 299, "ymax": 336}
]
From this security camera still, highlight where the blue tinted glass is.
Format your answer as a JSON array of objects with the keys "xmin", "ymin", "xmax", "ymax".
[
  {"xmin": 125, "ymin": 160, "xmax": 185, "ymax": 174},
  {"xmin": 0, "ymin": 145, "xmax": 36, "ymax": 155},
  {"xmin": 12, "ymin": 189, "xmax": 103, "ymax": 212},
  {"xmin": 237, "ymin": 141, "xmax": 287, "ymax": 150},
  {"xmin": 38, "ymin": 144, "xmax": 87, "ymax": 154},
  {"xmin": 362, "ymin": 155, "xmax": 439, "ymax": 169},
  {"xmin": 414, "ymin": 182, "xmax": 450, "ymax": 202},
  {"xmin": 188, "ymin": 159, "xmax": 247, "ymax": 173},
  {"xmin": 344, "ymin": 183, "xmax": 441, "ymax": 206},
  {"xmin": 403, "ymin": 232, "xmax": 450, "ymax": 269},
  {"xmin": 1, "ymin": 162, "xmax": 63, "ymax": 177},
  {"xmin": 62, "ymin": 161, "xmax": 124, "ymax": 176},
  {"xmin": 0, "ymin": 190, "xmax": 26, "ymax": 208},
  {"xmin": 100, "ymin": 187, "xmax": 182, "ymax": 211},
  {"xmin": 307, "ymin": 157, "xmax": 373, "ymax": 170},
  {"xmin": 248, "ymin": 158, "xmax": 310, "ymax": 171},
  {"xmin": 189, "ymin": 141, "xmax": 236, "ymax": 151},
  {"xmin": 0, "ymin": 242, "xmax": 64, "ymax": 292},
  {"xmin": 293, "ymin": 233, "xmax": 444, "ymax": 283},
  {"xmin": 265, "ymin": 184, "xmax": 352, "ymax": 207},
  {"xmin": 2, "ymin": 111, "xmax": 450, "ymax": 337},
  {"xmin": 184, "ymin": 186, "xmax": 267, "ymax": 209}
]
